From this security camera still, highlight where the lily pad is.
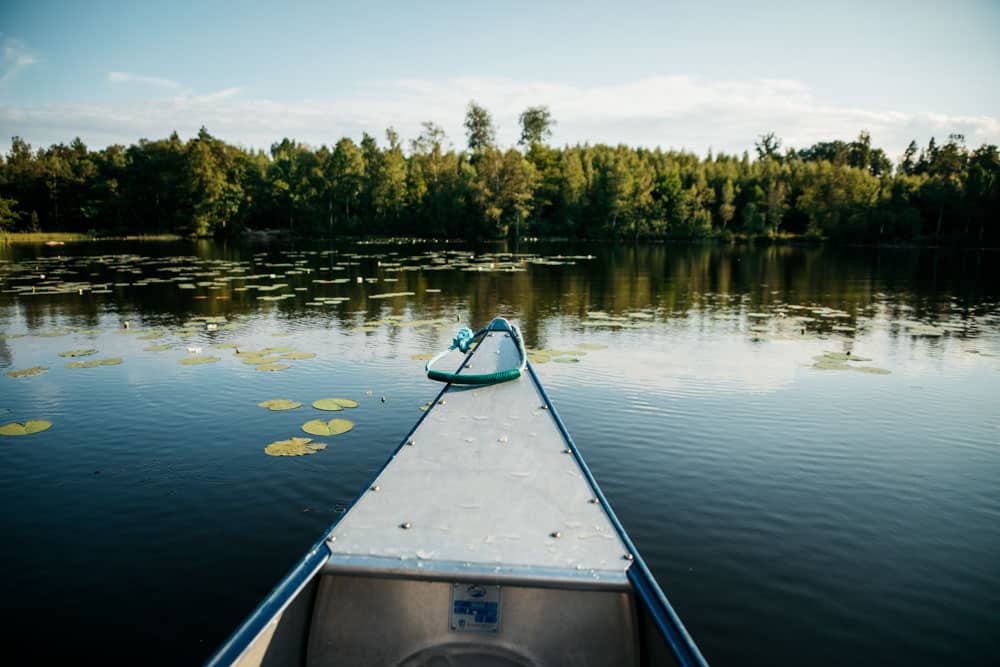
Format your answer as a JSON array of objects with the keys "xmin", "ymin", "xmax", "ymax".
[
  {"xmin": 811, "ymin": 352, "xmax": 889, "ymax": 374},
  {"xmin": 143, "ymin": 344, "xmax": 172, "ymax": 352},
  {"xmin": 0, "ymin": 419, "xmax": 53, "ymax": 436},
  {"xmin": 6, "ymin": 366, "xmax": 48, "ymax": 379},
  {"xmin": 261, "ymin": 346, "xmax": 294, "ymax": 354},
  {"xmin": 256, "ymin": 363, "xmax": 290, "ymax": 372},
  {"xmin": 280, "ymin": 352, "xmax": 316, "ymax": 360},
  {"xmin": 410, "ymin": 353, "xmax": 434, "ymax": 360},
  {"xmin": 853, "ymin": 366, "xmax": 892, "ymax": 375},
  {"xmin": 369, "ymin": 291, "xmax": 415, "ymax": 299},
  {"xmin": 816, "ymin": 352, "xmax": 871, "ymax": 362},
  {"xmin": 811, "ymin": 358, "xmax": 850, "ymax": 371},
  {"xmin": 178, "ymin": 356, "xmax": 220, "ymax": 365},
  {"xmin": 312, "ymin": 398, "xmax": 359, "ymax": 411},
  {"xmin": 302, "ymin": 418, "xmax": 354, "ymax": 436},
  {"xmin": 58, "ymin": 349, "xmax": 98, "ymax": 358},
  {"xmin": 66, "ymin": 357, "xmax": 123, "ymax": 369},
  {"xmin": 258, "ymin": 399, "xmax": 303, "ymax": 411},
  {"xmin": 241, "ymin": 355, "xmax": 282, "ymax": 365},
  {"xmin": 264, "ymin": 436, "xmax": 327, "ymax": 456},
  {"xmin": 553, "ymin": 357, "xmax": 580, "ymax": 363}
]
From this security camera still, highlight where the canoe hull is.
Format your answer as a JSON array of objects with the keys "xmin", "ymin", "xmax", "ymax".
[{"xmin": 206, "ymin": 318, "xmax": 706, "ymax": 666}]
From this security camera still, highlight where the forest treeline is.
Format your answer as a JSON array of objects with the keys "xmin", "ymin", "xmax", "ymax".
[{"xmin": 1, "ymin": 102, "xmax": 997, "ymax": 244}]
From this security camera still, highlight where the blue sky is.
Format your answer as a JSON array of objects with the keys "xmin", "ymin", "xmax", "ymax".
[{"xmin": 2, "ymin": 0, "xmax": 998, "ymax": 159}]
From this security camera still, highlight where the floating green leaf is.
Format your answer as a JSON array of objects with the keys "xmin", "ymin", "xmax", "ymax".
[
  {"xmin": 6, "ymin": 366, "xmax": 48, "ymax": 379},
  {"xmin": 58, "ymin": 349, "xmax": 98, "ymax": 358},
  {"xmin": 811, "ymin": 357, "xmax": 850, "ymax": 371},
  {"xmin": 0, "ymin": 419, "xmax": 53, "ymax": 436},
  {"xmin": 302, "ymin": 418, "xmax": 354, "ymax": 436},
  {"xmin": 280, "ymin": 352, "xmax": 316, "ymax": 360},
  {"xmin": 256, "ymin": 363, "xmax": 290, "ymax": 372},
  {"xmin": 410, "ymin": 353, "xmax": 434, "ymax": 360},
  {"xmin": 312, "ymin": 398, "xmax": 358, "ymax": 411},
  {"xmin": 264, "ymin": 437, "xmax": 327, "ymax": 457},
  {"xmin": 258, "ymin": 399, "xmax": 303, "ymax": 411},
  {"xmin": 369, "ymin": 291, "xmax": 415, "ymax": 299},
  {"xmin": 811, "ymin": 352, "xmax": 889, "ymax": 374},
  {"xmin": 817, "ymin": 351, "xmax": 872, "ymax": 362},
  {"xmin": 66, "ymin": 357, "xmax": 123, "ymax": 369},
  {"xmin": 553, "ymin": 356, "xmax": 580, "ymax": 363},
  {"xmin": 261, "ymin": 346, "xmax": 294, "ymax": 354},
  {"xmin": 241, "ymin": 355, "xmax": 282, "ymax": 365},
  {"xmin": 143, "ymin": 344, "xmax": 172, "ymax": 352},
  {"xmin": 853, "ymin": 366, "xmax": 891, "ymax": 375},
  {"xmin": 178, "ymin": 356, "xmax": 220, "ymax": 365}
]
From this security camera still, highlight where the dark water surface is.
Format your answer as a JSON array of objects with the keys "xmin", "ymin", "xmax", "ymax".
[{"xmin": 1, "ymin": 241, "xmax": 998, "ymax": 666}]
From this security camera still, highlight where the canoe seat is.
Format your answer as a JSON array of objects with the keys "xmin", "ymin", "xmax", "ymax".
[{"xmin": 306, "ymin": 574, "xmax": 639, "ymax": 667}]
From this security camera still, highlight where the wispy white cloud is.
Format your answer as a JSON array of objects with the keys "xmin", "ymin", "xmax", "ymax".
[
  {"xmin": 1, "ymin": 36, "xmax": 39, "ymax": 83},
  {"xmin": 2, "ymin": 75, "xmax": 998, "ymax": 161},
  {"xmin": 108, "ymin": 71, "xmax": 181, "ymax": 89}
]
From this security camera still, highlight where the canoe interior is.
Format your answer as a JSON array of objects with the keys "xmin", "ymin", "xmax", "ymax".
[{"xmin": 227, "ymin": 569, "xmax": 683, "ymax": 667}]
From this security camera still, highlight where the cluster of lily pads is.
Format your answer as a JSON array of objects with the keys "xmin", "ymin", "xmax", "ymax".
[
  {"xmin": 526, "ymin": 343, "xmax": 607, "ymax": 364},
  {"xmin": 234, "ymin": 346, "xmax": 316, "ymax": 372},
  {"xmin": 581, "ymin": 311, "xmax": 654, "ymax": 329},
  {"xmin": 355, "ymin": 316, "xmax": 454, "ymax": 334},
  {"xmin": 259, "ymin": 397, "xmax": 358, "ymax": 456},
  {"xmin": 738, "ymin": 302, "xmax": 979, "ymax": 344}
]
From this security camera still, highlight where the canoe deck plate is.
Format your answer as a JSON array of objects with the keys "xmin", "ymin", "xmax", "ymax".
[{"xmin": 326, "ymin": 329, "xmax": 630, "ymax": 586}]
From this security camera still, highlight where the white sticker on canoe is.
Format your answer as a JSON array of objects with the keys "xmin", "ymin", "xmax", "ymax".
[{"xmin": 450, "ymin": 583, "xmax": 501, "ymax": 633}]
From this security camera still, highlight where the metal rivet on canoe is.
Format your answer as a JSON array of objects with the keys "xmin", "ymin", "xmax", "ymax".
[
  {"xmin": 588, "ymin": 498, "xmax": 599, "ymax": 504},
  {"xmin": 327, "ymin": 535, "xmax": 336, "ymax": 543},
  {"xmin": 407, "ymin": 438, "xmax": 415, "ymax": 446},
  {"xmin": 465, "ymin": 363, "xmax": 472, "ymax": 369},
  {"xmin": 562, "ymin": 448, "xmax": 571, "ymax": 454},
  {"xmin": 540, "ymin": 405, "xmax": 548, "ymax": 410},
  {"xmin": 438, "ymin": 399, "xmax": 446, "ymax": 405},
  {"xmin": 400, "ymin": 522, "xmax": 412, "ymax": 530},
  {"xmin": 623, "ymin": 553, "xmax": 634, "ymax": 561},
  {"xmin": 370, "ymin": 485, "xmax": 380, "ymax": 492},
  {"xmin": 550, "ymin": 531, "xmax": 561, "ymax": 538}
]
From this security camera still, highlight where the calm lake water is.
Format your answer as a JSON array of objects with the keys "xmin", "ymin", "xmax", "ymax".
[{"xmin": 1, "ymin": 241, "xmax": 998, "ymax": 666}]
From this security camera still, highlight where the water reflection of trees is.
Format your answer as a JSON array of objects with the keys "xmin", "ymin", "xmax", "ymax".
[{"xmin": 2, "ymin": 243, "xmax": 997, "ymax": 348}]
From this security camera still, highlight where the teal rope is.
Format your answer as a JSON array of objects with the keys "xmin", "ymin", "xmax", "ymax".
[{"xmin": 425, "ymin": 321, "xmax": 526, "ymax": 385}]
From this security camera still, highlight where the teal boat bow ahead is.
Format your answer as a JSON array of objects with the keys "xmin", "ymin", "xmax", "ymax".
[{"xmin": 206, "ymin": 317, "xmax": 708, "ymax": 667}]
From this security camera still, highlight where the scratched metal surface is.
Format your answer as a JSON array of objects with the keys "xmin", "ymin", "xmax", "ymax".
[{"xmin": 327, "ymin": 329, "xmax": 630, "ymax": 580}]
